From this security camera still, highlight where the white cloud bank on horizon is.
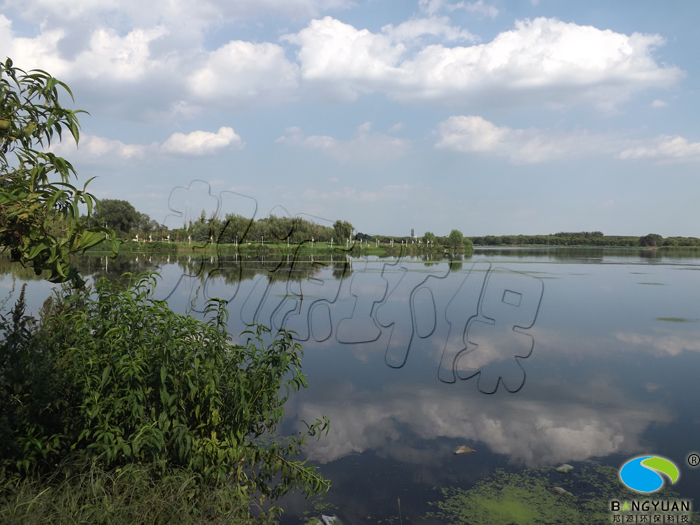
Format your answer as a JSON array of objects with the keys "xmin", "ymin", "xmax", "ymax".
[
  {"xmin": 617, "ymin": 136, "xmax": 700, "ymax": 163},
  {"xmin": 436, "ymin": 115, "xmax": 700, "ymax": 164},
  {"xmin": 435, "ymin": 115, "xmax": 616, "ymax": 164}
]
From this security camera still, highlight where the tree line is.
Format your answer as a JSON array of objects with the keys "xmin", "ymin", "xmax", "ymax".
[
  {"xmin": 469, "ymin": 232, "xmax": 700, "ymax": 247},
  {"xmin": 79, "ymin": 200, "xmax": 476, "ymax": 251},
  {"xmin": 82, "ymin": 201, "xmax": 700, "ymax": 250},
  {"xmin": 80, "ymin": 200, "xmax": 349, "ymax": 244}
]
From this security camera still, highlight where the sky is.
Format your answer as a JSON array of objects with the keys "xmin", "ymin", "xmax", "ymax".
[{"xmin": 2, "ymin": 0, "xmax": 699, "ymax": 237}]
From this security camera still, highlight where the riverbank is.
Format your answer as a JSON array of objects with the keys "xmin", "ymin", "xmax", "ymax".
[{"xmin": 84, "ymin": 240, "xmax": 473, "ymax": 258}]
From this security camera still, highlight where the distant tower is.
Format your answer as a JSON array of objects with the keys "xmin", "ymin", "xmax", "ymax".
[{"xmin": 411, "ymin": 228, "xmax": 414, "ymax": 238}]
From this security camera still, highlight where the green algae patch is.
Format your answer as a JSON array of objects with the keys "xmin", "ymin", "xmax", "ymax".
[
  {"xmin": 425, "ymin": 466, "xmax": 698, "ymax": 525},
  {"xmin": 427, "ymin": 469, "xmax": 585, "ymax": 525}
]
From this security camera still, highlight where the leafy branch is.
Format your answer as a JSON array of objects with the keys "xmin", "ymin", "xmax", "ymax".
[{"xmin": 0, "ymin": 57, "xmax": 120, "ymax": 286}]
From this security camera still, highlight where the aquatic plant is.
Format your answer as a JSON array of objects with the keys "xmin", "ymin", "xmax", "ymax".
[{"xmin": 426, "ymin": 465, "xmax": 699, "ymax": 524}]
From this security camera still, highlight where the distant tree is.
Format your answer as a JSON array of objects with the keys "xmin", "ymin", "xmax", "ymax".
[
  {"xmin": 265, "ymin": 215, "xmax": 292, "ymax": 243},
  {"xmin": 136, "ymin": 212, "xmax": 159, "ymax": 234},
  {"xmin": 333, "ymin": 220, "xmax": 353, "ymax": 242},
  {"xmin": 424, "ymin": 232, "xmax": 436, "ymax": 244},
  {"xmin": 639, "ymin": 233, "xmax": 663, "ymax": 247},
  {"xmin": 356, "ymin": 232, "xmax": 374, "ymax": 241},
  {"xmin": 88, "ymin": 199, "xmax": 139, "ymax": 234},
  {"xmin": 447, "ymin": 229, "xmax": 464, "ymax": 251}
]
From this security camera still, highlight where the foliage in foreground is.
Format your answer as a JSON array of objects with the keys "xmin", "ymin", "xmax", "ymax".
[
  {"xmin": 426, "ymin": 465, "xmax": 700, "ymax": 525},
  {"xmin": 0, "ymin": 58, "xmax": 119, "ymax": 286},
  {"xmin": 0, "ymin": 457, "xmax": 277, "ymax": 524},
  {"xmin": 0, "ymin": 271, "xmax": 330, "ymax": 520}
]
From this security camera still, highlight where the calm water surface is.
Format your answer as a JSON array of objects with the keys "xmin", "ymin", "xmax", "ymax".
[{"xmin": 2, "ymin": 247, "xmax": 700, "ymax": 523}]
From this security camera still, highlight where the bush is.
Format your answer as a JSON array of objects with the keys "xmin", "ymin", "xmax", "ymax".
[{"xmin": 1, "ymin": 272, "xmax": 330, "ymax": 519}]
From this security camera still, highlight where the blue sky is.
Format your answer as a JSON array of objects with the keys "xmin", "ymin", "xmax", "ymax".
[{"xmin": 2, "ymin": 0, "xmax": 699, "ymax": 237}]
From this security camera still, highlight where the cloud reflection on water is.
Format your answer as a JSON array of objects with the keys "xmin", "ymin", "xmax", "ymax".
[{"xmin": 292, "ymin": 378, "xmax": 672, "ymax": 468}]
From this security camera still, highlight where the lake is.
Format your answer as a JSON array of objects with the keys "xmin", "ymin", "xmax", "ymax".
[{"xmin": 2, "ymin": 246, "xmax": 700, "ymax": 523}]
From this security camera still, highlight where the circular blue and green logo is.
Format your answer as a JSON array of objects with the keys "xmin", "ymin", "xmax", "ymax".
[{"xmin": 620, "ymin": 456, "xmax": 679, "ymax": 493}]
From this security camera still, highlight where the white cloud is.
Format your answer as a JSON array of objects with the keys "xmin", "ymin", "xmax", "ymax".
[
  {"xmin": 276, "ymin": 122, "xmax": 410, "ymax": 162},
  {"xmin": 435, "ymin": 115, "xmax": 615, "ymax": 164},
  {"xmin": 161, "ymin": 127, "xmax": 244, "ymax": 155},
  {"xmin": 381, "ymin": 16, "xmax": 477, "ymax": 44},
  {"xmin": 1, "ymin": 14, "xmax": 301, "ymax": 117},
  {"xmin": 50, "ymin": 134, "xmax": 150, "ymax": 160},
  {"xmin": 76, "ymin": 26, "xmax": 170, "ymax": 81},
  {"xmin": 284, "ymin": 17, "xmax": 683, "ymax": 109},
  {"xmin": 187, "ymin": 41, "xmax": 300, "ymax": 107},
  {"xmin": 418, "ymin": 0, "xmax": 497, "ymax": 17},
  {"xmin": 618, "ymin": 135, "xmax": 700, "ymax": 163},
  {"xmin": 651, "ymin": 99, "xmax": 667, "ymax": 108},
  {"xmin": 50, "ymin": 127, "xmax": 243, "ymax": 160},
  {"xmin": 1, "ymin": 16, "xmax": 169, "ymax": 82},
  {"xmin": 3, "ymin": 0, "xmax": 355, "ymax": 28},
  {"xmin": 4, "ymin": 9, "xmax": 681, "ymax": 117},
  {"xmin": 281, "ymin": 18, "xmax": 405, "ymax": 103},
  {"xmin": 437, "ymin": 117, "xmax": 700, "ymax": 165},
  {"xmin": 418, "ymin": 0, "xmax": 447, "ymax": 16},
  {"xmin": 463, "ymin": 0, "xmax": 499, "ymax": 18}
]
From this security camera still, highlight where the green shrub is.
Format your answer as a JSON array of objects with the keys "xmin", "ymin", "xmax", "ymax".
[{"xmin": 1, "ymin": 271, "xmax": 330, "ymax": 518}]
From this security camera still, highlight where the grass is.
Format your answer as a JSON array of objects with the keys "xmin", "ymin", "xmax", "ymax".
[{"xmin": 0, "ymin": 459, "xmax": 278, "ymax": 524}]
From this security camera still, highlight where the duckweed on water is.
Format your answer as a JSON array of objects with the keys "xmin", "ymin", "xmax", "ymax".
[{"xmin": 426, "ymin": 465, "xmax": 700, "ymax": 525}]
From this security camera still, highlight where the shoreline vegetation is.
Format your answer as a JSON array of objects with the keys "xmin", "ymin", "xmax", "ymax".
[
  {"xmin": 69, "ymin": 199, "xmax": 698, "ymax": 257},
  {"xmin": 75, "ymin": 237, "xmax": 700, "ymax": 255},
  {"xmin": 2, "ymin": 239, "xmax": 696, "ymax": 264}
]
